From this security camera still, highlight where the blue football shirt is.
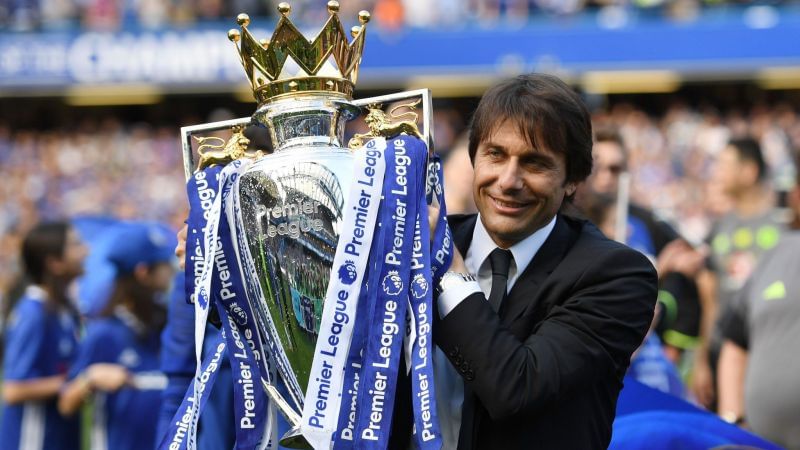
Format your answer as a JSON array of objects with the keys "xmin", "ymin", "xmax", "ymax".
[
  {"xmin": 0, "ymin": 287, "xmax": 80, "ymax": 450},
  {"xmin": 68, "ymin": 312, "xmax": 165, "ymax": 450}
]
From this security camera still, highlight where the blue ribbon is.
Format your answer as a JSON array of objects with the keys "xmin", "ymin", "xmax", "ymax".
[
  {"xmin": 161, "ymin": 162, "xmax": 276, "ymax": 450},
  {"xmin": 184, "ymin": 165, "xmax": 222, "ymax": 306},
  {"xmin": 429, "ymin": 155, "xmax": 453, "ymax": 281},
  {"xmin": 160, "ymin": 167, "xmax": 225, "ymax": 450},
  {"xmin": 351, "ymin": 137, "xmax": 424, "ymax": 448},
  {"xmin": 334, "ymin": 210, "xmax": 386, "ymax": 447},
  {"xmin": 407, "ymin": 158, "xmax": 442, "ymax": 449},
  {"xmin": 216, "ymin": 185, "xmax": 272, "ymax": 449}
]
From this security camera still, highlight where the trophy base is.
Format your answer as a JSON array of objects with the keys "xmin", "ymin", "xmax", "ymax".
[{"xmin": 279, "ymin": 426, "xmax": 314, "ymax": 449}]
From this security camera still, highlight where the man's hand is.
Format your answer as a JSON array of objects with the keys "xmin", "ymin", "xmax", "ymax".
[
  {"xmin": 175, "ymin": 223, "xmax": 188, "ymax": 271},
  {"xmin": 657, "ymin": 240, "xmax": 707, "ymax": 278}
]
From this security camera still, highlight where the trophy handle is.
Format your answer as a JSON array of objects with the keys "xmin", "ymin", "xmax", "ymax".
[
  {"xmin": 179, "ymin": 89, "xmax": 435, "ymax": 181},
  {"xmin": 180, "ymin": 117, "xmax": 253, "ymax": 180},
  {"xmin": 261, "ymin": 379, "xmax": 314, "ymax": 449},
  {"xmin": 351, "ymin": 88, "xmax": 435, "ymax": 156}
]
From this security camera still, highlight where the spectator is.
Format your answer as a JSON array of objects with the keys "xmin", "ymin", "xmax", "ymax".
[
  {"xmin": 58, "ymin": 222, "xmax": 174, "ymax": 450},
  {"xmin": 716, "ymin": 159, "xmax": 800, "ymax": 448},
  {"xmin": 579, "ymin": 126, "xmax": 705, "ymax": 364},
  {"xmin": 1, "ymin": 221, "xmax": 86, "ymax": 450},
  {"xmin": 694, "ymin": 137, "xmax": 787, "ymax": 409}
]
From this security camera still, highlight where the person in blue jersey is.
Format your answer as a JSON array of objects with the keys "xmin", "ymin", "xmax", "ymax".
[
  {"xmin": 58, "ymin": 222, "xmax": 175, "ymax": 450},
  {"xmin": 156, "ymin": 223, "xmax": 236, "ymax": 450},
  {"xmin": 1, "ymin": 221, "xmax": 86, "ymax": 450}
]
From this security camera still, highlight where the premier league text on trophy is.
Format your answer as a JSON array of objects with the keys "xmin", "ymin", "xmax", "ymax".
[
  {"xmin": 254, "ymin": 201, "xmax": 325, "ymax": 240},
  {"xmin": 306, "ymin": 146, "xmax": 382, "ymax": 431}
]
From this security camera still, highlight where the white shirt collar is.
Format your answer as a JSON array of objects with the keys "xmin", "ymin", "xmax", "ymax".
[
  {"xmin": 25, "ymin": 285, "xmax": 49, "ymax": 302},
  {"xmin": 465, "ymin": 214, "xmax": 557, "ymax": 293}
]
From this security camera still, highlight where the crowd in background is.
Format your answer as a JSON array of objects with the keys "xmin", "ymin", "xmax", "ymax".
[
  {"xmin": 1, "ymin": 0, "xmax": 797, "ymax": 31},
  {"xmin": 1, "ymin": 98, "xmax": 799, "ymax": 298},
  {"xmin": 1, "ymin": 91, "xmax": 800, "ymax": 446},
  {"xmin": 0, "ymin": 119, "xmax": 187, "ymax": 299}
]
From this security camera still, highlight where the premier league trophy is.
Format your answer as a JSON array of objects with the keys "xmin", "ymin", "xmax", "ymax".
[{"xmin": 177, "ymin": 2, "xmax": 441, "ymax": 449}]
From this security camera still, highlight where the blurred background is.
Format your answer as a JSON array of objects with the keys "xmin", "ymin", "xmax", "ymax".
[
  {"xmin": 1, "ymin": 2, "xmax": 798, "ymax": 299},
  {"xmin": 2, "ymin": 0, "xmax": 799, "ymax": 295},
  {"xmin": 1, "ymin": 0, "xmax": 800, "ymax": 447}
]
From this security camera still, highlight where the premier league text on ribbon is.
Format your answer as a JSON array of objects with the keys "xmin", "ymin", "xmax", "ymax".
[
  {"xmin": 410, "ymin": 222, "xmax": 435, "ymax": 442},
  {"xmin": 343, "ymin": 148, "xmax": 384, "ymax": 259},
  {"xmin": 188, "ymin": 168, "xmax": 220, "ymax": 305},
  {"xmin": 168, "ymin": 341, "xmax": 225, "ymax": 450},
  {"xmin": 214, "ymin": 236, "xmax": 261, "ymax": 362},
  {"xmin": 360, "ymin": 138, "xmax": 414, "ymax": 443},
  {"xmin": 383, "ymin": 140, "xmax": 412, "ymax": 268},
  {"xmin": 306, "ymin": 146, "xmax": 382, "ymax": 431}
]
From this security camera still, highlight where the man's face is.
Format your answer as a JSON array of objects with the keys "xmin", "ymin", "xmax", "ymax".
[
  {"xmin": 713, "ymin": 146, "xmax": 754, "ymax": 197},
  {"xmin": 472, "ymin": 120, "xmax": 575, "ymax": 248},
  {"xmin": 589, "ymin": 141, "xmax": 625, "ymax": 194}
]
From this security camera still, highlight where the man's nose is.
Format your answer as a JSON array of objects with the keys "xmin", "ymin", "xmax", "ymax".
[{"xmin": 497, "ymin": 159, "xmax": 523, "ymax": 191}]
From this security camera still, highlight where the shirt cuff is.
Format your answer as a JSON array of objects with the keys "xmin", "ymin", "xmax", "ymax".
[{"xmin": 438, "ymin": 280, "xmax": 482, "ymax": 318}]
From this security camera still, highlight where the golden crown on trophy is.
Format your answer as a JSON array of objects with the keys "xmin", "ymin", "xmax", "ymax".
[{"xmin": 228, "ymin": 1, "xmax": 370, "ymax": 104}]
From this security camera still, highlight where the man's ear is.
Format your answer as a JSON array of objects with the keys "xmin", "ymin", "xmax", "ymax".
[{"xmin": 565, "ymin": 182, "xmax": 577, "ymax": 197}]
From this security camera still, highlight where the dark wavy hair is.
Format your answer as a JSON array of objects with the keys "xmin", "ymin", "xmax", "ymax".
[{"xmin": 467, "ymin": 73, "xmax": 594, "ymax": 190}]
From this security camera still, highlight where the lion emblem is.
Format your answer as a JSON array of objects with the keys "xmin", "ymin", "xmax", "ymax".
[
  {"xmin": 338, "ymin": 260, "xmax": 358, "ymax": 285},
  {"xmin": 195, "ymin": 125, "xmax": 263, "ymax": 170},
  {"xmin": 348, "ymin": 100, "xmax": 424, "ymax": 149},
  {"xmin": 382, "ymin": 270, "xmax": 404, "ymax": 296}
]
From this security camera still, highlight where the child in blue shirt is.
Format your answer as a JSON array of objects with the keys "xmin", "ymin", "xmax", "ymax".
[
  {"xmin": 58, "ymin": 222, "xmax": 175, "ymax": 450},
  {"xmin": 1, "ymin": 221, "xmax": 86, "ymax": 450}
]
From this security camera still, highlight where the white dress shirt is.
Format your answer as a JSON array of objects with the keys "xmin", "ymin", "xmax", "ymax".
[{"xmin": 434, "ymin": 214, "xmax": 557, "ymax": 448}]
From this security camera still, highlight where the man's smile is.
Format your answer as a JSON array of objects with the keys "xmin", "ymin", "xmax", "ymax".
[{"xmin": 488, "ymin": 194, "xmax": 533, "ymax": 214}]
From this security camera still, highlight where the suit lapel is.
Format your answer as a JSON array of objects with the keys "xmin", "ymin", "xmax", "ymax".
[
  {"xmin": 448, "ymin": 213, "xmax": 581, "ymax": 323},
  {"xmin": 499, "ymin": 215, "xmax": 578, "ymax": 322}
]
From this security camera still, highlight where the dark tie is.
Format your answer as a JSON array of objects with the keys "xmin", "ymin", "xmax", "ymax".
[{"xmin": 487, "ymin": 248, "xmax": 513, "ymax": 312}]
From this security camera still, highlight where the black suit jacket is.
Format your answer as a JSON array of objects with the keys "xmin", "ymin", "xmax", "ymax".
[{"xmin": 428, "ymin": 213, "xmax": 657, "ymax": 450}]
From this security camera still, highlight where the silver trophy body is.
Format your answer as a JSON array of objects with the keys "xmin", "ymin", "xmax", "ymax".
[
  {"xmin": 239, "ymin": 96, "xmax": 357, "ymax": 435},
  {"xmin": 180, "ymin": 89, "xmax": 434, "ymax": 449}
]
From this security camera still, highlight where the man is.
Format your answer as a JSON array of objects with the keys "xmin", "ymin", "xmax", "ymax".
[
  {"xmin": 694, "ymin": 137, "xmax": 785, "ymax": 408},
  {"xmin": 716, "ymin": 160, "xmax": 800, "ymax": 449},
  {"xmin": 427, "ymin": 74, "xmax": 658, "ymax": 449},
  {"xmin": 585, "ymin": 128, "xmax": 705, "ymax": 363},
  {"xmin": 717, "ymin": 157, "xmax": 800, "ymax": 448}
]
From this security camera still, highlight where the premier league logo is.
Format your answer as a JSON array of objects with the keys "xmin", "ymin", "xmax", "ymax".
[
  {"xmin": 411, "ymin": 274, "xmax": 428, "ymax": 299},
  {"xmin": 198, "ymin": 286, "xmax": 209, "ymax": 308},
  {"xmin": 338, "ymin": 260, "xmax": 358, "ymax": 285},
  {"xmin": 382, "ymin": 270, "xmax": 404, "ymax": 296},
  {"xmin": 229, "ymin": 302, "xmax": 248, "ymax": 325}
]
